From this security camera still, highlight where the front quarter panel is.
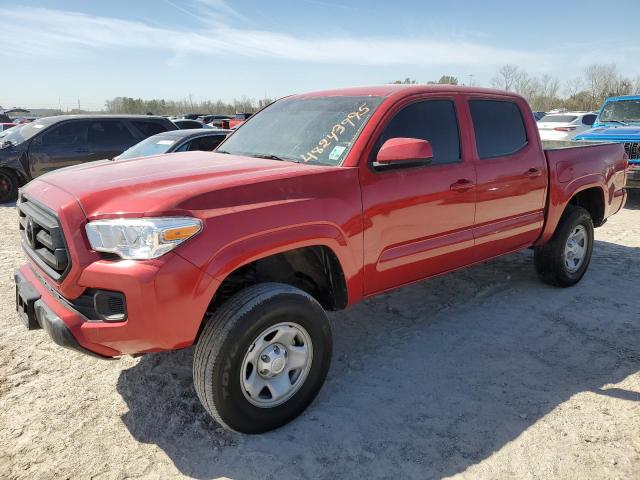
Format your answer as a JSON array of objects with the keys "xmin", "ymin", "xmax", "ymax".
[{"xmin": 173, "ymin": 167, "xmax": 365, "ymax": 306}]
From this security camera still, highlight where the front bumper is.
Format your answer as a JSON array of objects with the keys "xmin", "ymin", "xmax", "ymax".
[
  {"xmin": 15, "ymin": 253, "xmax": 219, "ymax": 358},
  {"xmin": 15, "ymin": 270, "xmax": 111, "ymax": 358}
]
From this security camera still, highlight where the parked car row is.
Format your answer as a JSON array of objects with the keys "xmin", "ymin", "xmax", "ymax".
[
  {"xmin": 574, "ymin": 95, "xmax": 640, "ymax": 188},
  {"xmin": 171, "ymin": 112, "xmax": 253, "ymax": 130},
  {"xmin": 115, "ymin": 128, "xmax": 231, "ymax": 160},
  {"xmin": 537, "ymin": 111, "xmax": 597, "ymax": 141},
  {"xmin": 0, "ymin": 114, "xmax": 233, "ymax": 202},
  {"xmin": 533, "ymin": 95, "xmax": 639, "ymax": 188}
]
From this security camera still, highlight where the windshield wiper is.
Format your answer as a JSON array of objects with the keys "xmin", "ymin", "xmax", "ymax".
[
  {"xmin": 216, "ymin": 149, "xmax": 230, "ymax": 154},
  {"xmin": 249, "ymin": 153, "xmax": 297, "ymax": 162}
]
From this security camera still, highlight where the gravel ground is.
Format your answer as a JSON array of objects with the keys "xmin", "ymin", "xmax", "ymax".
[{"xmin": 1, "ymin": 192, "xmax": 639, "ymax": 480}]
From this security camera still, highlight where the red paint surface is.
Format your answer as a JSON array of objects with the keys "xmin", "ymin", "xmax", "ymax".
[{"xmin": 18, "ymin": 86, "xmax": 628, "ymax": 356}]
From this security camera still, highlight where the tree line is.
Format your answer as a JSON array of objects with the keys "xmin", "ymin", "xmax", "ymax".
[
  {"xmin": 392, "ymin": 63, "xmax": 640, "ymax": 112},
  {"xmin": 102, "ymin": 63, "xmax": 639, "ymax": 116},
  {"xmin": 104, "ymin": 95, "xmax": 274, "ymax": 116}
]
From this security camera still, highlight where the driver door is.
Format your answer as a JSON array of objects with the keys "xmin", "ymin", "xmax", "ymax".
[{"xmin": 360, "ymin": 97, "xmax": 477, "ymax": 295}]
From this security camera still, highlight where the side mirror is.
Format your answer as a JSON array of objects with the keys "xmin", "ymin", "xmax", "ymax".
[{"xmin": 376, "ymin": 138, "xmax": 433, "ymax": 166}]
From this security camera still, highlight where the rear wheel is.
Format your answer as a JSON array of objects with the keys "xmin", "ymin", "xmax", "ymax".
[
  {"xmin": 534, "ymin": 205, "xmax": 594, "ymax": 287},
  {"xmin": 193, "ymin": 283, "xmax": 332, "ymax": 433},
  {"xmin": 0, "ymin": 169, "xmax": 19, "ymax": 203}
]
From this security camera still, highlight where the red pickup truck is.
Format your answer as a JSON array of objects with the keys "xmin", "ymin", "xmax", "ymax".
[{"xmin": 14, "ymin": 85, "xmax": 627, "ymax": 433}]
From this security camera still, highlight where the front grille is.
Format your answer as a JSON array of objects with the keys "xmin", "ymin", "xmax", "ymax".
[
  {"xmin": 624, "ymin": 142, "xmax": 640, "ymax": 160},
  {"xmin": 18, "ymin": 195, "xmax": 70, "ymax": 281}
]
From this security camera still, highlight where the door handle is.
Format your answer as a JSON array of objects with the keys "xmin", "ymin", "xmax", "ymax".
[
  {"xmin": 525, "ymin": 167, "xmax": 542, "ymax": 178},
  {"xmin": 450, "ymin": 179, "xmax": 475, "ymax": 192}
]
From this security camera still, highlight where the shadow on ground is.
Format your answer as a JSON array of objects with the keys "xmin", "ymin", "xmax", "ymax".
[{"xmin": 116, "ymin": 241, "xmax": 640, "ymax": 479}]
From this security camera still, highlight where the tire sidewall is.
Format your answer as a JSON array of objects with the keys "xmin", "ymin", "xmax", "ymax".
[
  {"xmin": 209, "ymin": 291, "xmax": 331, "ymax": 433},
  {"xmin": 556, "ymin": 209, "xmax": 594, "ymax": 284},
  {"xmin": 0, "ymin": 170, "xmax": 18, "ymax": 203}
]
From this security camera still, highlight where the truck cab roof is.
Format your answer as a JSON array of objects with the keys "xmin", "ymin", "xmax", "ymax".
[{"xmin": 293, "ymin": 84, "xmax": 524, "ymax": 100}]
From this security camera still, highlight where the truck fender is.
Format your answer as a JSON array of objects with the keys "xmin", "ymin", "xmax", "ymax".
[
  {"xmin": 536, "ymin": 175, "xmax": 606, "ymax": 245},
  {"xmin": 205, "ymin": 222, "xmax": 363, "ymax": 306}
]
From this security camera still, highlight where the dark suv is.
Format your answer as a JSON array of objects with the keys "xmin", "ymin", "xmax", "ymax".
[{"xmin": 0, "ymin": 115, "xmax": 177, "ymax": 202}]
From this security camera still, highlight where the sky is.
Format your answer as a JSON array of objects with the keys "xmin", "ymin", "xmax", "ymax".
[{"xmin": 1, "ymin": 0, "xmax": 639, "ymax": 110}]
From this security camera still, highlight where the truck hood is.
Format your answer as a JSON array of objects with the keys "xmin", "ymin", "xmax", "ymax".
[
  {"xmin": 34, "ymin": 151, "xmax": 332, "ymax": 217},
  {"xmin": 575, "ymin": 125, "xmax": 640, "ymax": 141}
]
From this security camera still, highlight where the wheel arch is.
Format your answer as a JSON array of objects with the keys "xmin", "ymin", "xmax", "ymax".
[
  {"xmin": 566, "ymin": 185, "xmax": 606, "ymax": 227},
  {"xmin": 208, "ymin": 243, "xmax": 350, "ymax": 314},
  {"xmin": 536, "ymin": 180, "xmax": 606, "ymax": 246}
]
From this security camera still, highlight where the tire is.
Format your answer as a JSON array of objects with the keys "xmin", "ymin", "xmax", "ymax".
[
  {"xmin": 193, "ymin": 283, "xmax": 332, "ymax": 433},
  {"xmin": 534, "ymin": 205, "xmax": 594, "ymax": 287},
  {"xmin": 0, "ymin": 169, "xmax": 19, "ymax": 203}
]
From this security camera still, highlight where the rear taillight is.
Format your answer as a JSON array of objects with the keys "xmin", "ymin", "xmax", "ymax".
[{"xmin": 553, "ymin": 127, "xmax": 577, "ymax": 132}]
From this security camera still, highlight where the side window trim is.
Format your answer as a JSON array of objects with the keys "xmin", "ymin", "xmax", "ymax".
[
  {"xmin": 468, "ymin": 98, "xmax": 529, "ymax": 160},
  {"xmin": 368, "ymin": 97, "xmax": 463, "ymax": 171}
]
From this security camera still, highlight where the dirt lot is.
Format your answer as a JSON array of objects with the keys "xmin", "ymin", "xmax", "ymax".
[{"xmin": 1, "ymin": 193, "xmax": 639, "ymax": 480}]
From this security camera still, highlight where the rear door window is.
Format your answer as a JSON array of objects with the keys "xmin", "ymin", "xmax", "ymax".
[
  {"xmin": 582, "ymin": 114, "xmax": 596, "ymax": 126},
  {"xmin": 469, "ymin": 100, "xmax": 527, "ymax": 159},
  {"xmin": 87, "ymin": 121, "xmax": 134, "ymax": 146}
]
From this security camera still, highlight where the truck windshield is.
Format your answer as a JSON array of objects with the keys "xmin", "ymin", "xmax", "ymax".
[
  {"xmin": 599, "ymin": 100, "xmax": 640, "ymax": 124},
  {"xmin": 218, "ymin": 95, "xmax": 383, "ymax": 166}
]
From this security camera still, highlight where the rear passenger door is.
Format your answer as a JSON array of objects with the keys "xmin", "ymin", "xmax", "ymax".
[
  {"xmin": 467, "ymin": 97, "xmax": 547, "ymax": 261},
  {"xmin": 87, "ymin": 120, "xmax": 136, "ymax": 160}
]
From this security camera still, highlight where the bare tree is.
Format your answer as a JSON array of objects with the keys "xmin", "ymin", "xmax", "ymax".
[
  {"xmin": 584, "ymin": 64, "xmax": 619, "ymax": 109},
  {"xmin": 491, "ymin": 64, "xmax": 523, "ymax": 91},
  {"xmin": 563, "ymin": 77, "xmax": 583, "ymax": 99}
]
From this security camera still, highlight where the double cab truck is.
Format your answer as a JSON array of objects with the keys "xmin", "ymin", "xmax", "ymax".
[
  {"xmin": 14, "ymin": 86, "xmax": 627, "ymax": 433},
  {"xmin": 575, "ymin": 95, "xmax": 640, "ymax": 188}
]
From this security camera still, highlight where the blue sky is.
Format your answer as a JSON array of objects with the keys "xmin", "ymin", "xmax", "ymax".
[{"xmin": 1, "ymin": 0, "xmax": 638, "ymax": 110}]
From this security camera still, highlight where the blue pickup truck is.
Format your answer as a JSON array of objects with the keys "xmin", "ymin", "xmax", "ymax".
[{"xmin": 575, "ymin": 95, "xmax": 640, "ymax": 188}]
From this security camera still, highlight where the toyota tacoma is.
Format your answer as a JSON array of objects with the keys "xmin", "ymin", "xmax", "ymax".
[{"xmin": 14, "ymin": 85, "xmax": 628, "ymax": 433}]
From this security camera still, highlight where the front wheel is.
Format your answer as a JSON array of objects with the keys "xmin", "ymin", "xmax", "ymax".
[
  {"xmin": 534, "ymin": 205, "xmax": 594, "ymax": 287},
  {"xmin": 0, "ymin": 169, "xmax": 19, "ymax": 203},
  {"xmin": 193, "ymin": 283, "xmax": 332, "ymax": 433}
]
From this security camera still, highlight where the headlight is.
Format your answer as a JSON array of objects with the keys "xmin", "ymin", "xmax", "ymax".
[{"xmin": 85, "ymin": 217, "xmax": 202, "ymax": 260}]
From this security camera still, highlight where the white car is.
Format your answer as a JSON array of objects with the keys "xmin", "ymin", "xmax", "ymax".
[{"xmin": 537, "ymin": 112, "xmax": 597, "ymax": 141}]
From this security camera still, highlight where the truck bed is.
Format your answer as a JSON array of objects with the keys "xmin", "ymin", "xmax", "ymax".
[
  {"xmin": 542, "ymin": 140, "xmax": 612, "ymax": 150},
  {"xmin": 537, "ymin": 140, "xmax": 627, "ymax": 245}
]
